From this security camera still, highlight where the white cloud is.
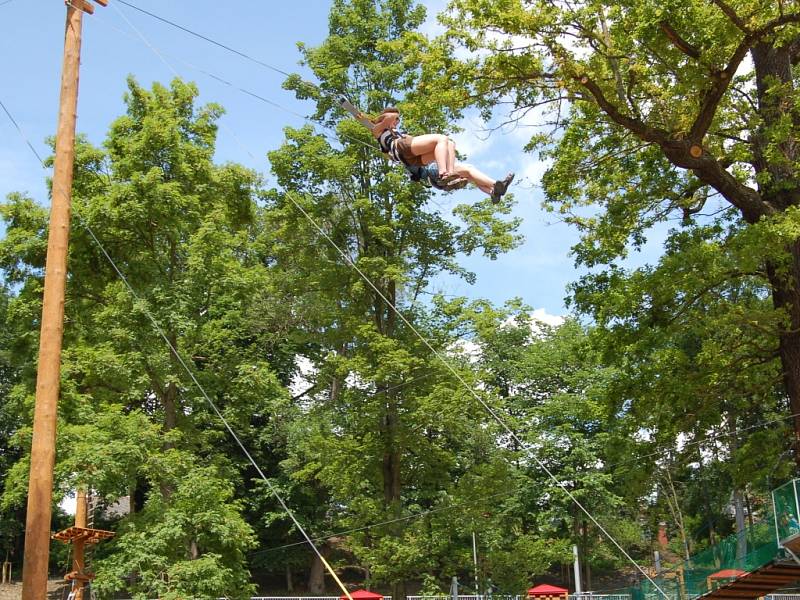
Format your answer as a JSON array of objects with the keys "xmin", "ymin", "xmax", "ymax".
[
  {"xmin": 530, "ymin": 307, "xmax": 565, "ymax": 327},
  {"xmin": 451, "ymin": 338, "xmax": 482, "ymax": 362},
  {"xmin": 520, "ymin": 154, "xmax": 552, "ymax": 188},
  {"xmin": 60, "ymin": 492, "xmax": 76, "ymax": 516},
  {"xmin": 500, "ymin": 308, "xmax": 565, "ymax": 335},
  {"xmin": 289, "ymin": 355, "xmax": 316, "ymax": 397}
]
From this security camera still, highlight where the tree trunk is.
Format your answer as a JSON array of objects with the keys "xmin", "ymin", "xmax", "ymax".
[
  {"xmin": 766, "ymin": 255, "xmax": 800, "ymax": 468},
  {"xmin": 381, "ymin": 390, "xmax": 405, "ymax": 600},
  {"xmin": 751, "ymin": 42, "xmax": 800, "ymax": 466},
  {"xmin": 308, "ymin": 543, "xmax": 331, "ymax": 594},
  {"xmin": 382, "ymin": 396, "xmax": 402, "ymax": 508},
  {"xmin": 164, "ymin": 331, "xmax": 180, "ymax": 438},
  {"xmin": 164, "ymin": 380, "xmax": 177, "ymax": 433},
  {"xmin": 160, "ymin": 361, "xmax": 179, "ymax": 499},
  {"xmin": 734, "ymin": 489, "xmax": 747, "ymax": 560},
  {"xmin": 392, "ymin": 580, "xmax": 407, "ymax": 600},
  {"xmin": 663, "ymin": 468, "xmax": 691, "ymax": 559},
  {"xmin": 375, "ymin": 273, "xmax": 405, "ymax": 600},
  {"xmin": 286, "ymin": 564, "xmax": 294, "ymax": 593},
  {"xmin": 751, "ymin": 43, "xmax": 798, "ymax": 208},
  {"xmin": 582, "ymin": 520, "xmax": 591, "ymax": 590}
]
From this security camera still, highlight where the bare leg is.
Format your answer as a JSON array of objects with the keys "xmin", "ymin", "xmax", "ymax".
[
  {"xmin": 446, "ymin": 139, "xmax": 456, "ymax": 174},
  {"xmin": 451, "ymin": 163, "xmax": 495, "ymax": 195},
  {"xmin": 410, "ymin": 134, "xmax": 451, "ymax": 174}
]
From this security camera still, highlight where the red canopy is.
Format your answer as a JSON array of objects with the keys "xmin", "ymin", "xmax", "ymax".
[
  {"xmin": 528, "ymin": 585, "xmax": 569, "ymax": 597},
  {"xmin": 709, "ymin": 569, "xmax": 746, "ymax": 580},
  {"xmin": 341, "ymin": 591, "xmax": 384, "ymax": 600}
]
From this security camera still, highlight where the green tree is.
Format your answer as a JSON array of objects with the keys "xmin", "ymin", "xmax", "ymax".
[
  {"xmin": 462, "ymin": 305, "xmax": 644, "ymax": 589},
  {"xmin": 0, "ymin": 282, "xmax": 24, "ymax": 571},
  {"xmin": 262, "ymin": 0, "xmax": 521, "ymax": 595},
  {"xmin": 437, "ymin": 0, "xmax": 800, "ymax": 469},
  {"xmin": 0, "ymin": 77, "xmax": 287, "ymax": 598}
]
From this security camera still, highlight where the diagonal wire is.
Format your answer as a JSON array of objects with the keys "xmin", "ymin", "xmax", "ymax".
[
  {"xmin": 0, "ymin": 99, "xmax": 46, "ymax": 164},
  {"xmin": 284, "ymin": 184, "xmax": 670, "ymax": 596},
  {"xmin": 116, "ymin": 0, "xmax": 293, "ymax": 79}
]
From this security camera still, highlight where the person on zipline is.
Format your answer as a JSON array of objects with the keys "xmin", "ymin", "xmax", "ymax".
[{"xmin": 369, "ymin": 107, "xmax": 515, "ymax": 202}]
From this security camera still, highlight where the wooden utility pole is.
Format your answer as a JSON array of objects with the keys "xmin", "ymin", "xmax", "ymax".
[
  {"xmin": 70, "ymin": 491, "xmax": 87, "ymax": 600},
  {"xmin": 52, "ymin": 490, "xmax": 114, "ymax": 600},
  {"xmin": 21, "ymin": 2, "xmax": 106, "ymax": 599}
]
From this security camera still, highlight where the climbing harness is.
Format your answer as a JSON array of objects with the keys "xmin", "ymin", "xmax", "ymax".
[{"xmin": 338, "ymin": 95, "xmax": 469, "ymax": 191}]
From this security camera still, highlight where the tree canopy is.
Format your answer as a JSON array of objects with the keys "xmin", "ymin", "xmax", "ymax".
[{"xmin": 1, "ymin": 0, "xmax": 799, "ymax": 597}]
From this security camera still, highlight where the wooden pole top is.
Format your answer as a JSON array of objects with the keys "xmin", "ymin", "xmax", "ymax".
[{"xmin": 68, "ymin": 0, "xmax": 108, "ymax": 15}]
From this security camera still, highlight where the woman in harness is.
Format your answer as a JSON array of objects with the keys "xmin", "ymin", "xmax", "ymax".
[{"xmin": 370, "ymin": 107, "xmax": 514, "ymax": 203}]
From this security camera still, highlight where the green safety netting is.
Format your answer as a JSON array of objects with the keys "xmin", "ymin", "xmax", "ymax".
[
  {"xmin": 773, "ymin": 479, "xmax": 800, "ymax": 544},
  {"xmin": 623, "ymin": 481, "xmax": 800, "ymax": 600},
  {"xmin": 627, "ymin": 506, "xmax": 784, "ymax": 600}
]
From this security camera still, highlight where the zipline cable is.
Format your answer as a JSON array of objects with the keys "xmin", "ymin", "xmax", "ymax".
[
  {"xmin": 286, "ymin": 184, "xmax": 664, "ymax": 599},
  {"xmin": 91, "ymin": 1, "xmax": 458, "ymax": 216},
  {"xmin": 116, "ymin": 0, "xmax": 294, "ymax": 79},
  {"xmin": 0, "ymin": 86, "xmax": 354, "ymax": 600}
]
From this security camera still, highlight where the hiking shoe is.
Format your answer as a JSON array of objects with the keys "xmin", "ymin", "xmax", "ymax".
[{"xmin": 491, "ymin": 172, "xmax": 515, "ymax": 204}]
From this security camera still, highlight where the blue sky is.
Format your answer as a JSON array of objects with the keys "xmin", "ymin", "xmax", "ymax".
[{"xmin": 0, "ymin": 0, "xmax": 669, "ymax": 317}]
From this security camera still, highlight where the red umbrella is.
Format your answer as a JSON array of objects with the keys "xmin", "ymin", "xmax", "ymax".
[
  {"xmin": 709, "ymin": 569, "xmax": 746, "ymax": 580},
  {"xmin": 527, "ymin": 584, "xmax": 569, "ymax": 597},
  {"xmin": 340, "ymin": 590, "xmax": 385, "ymax": 600}
]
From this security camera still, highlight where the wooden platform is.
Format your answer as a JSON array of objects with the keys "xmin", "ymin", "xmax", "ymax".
[
  {"xmin": 782, "ymin": 533, "xmax": 800, "ymax": 554},
  {"xmin": 51, "ymin": 526, "xmax": 114, "ymax": 545},
  {"xmin": 698, "ymin": 560, "xmax": 800, "ymax": 600}
]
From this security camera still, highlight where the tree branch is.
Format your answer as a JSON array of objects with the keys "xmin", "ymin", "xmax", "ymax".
[
  {"xmin": 291, "ymin": 382, "xmax": 318, "ymax": 402},
  {"xmin": 672, "ymin": 179, "xmax": 708, "ymax": 223},
  {"xmin": 659, "ymin": 21, "xmax": 702, "ymax": 59},
  {"xmin": 709, "ymin": 0, "xmax": 750, "ymax": 33},
  {"xmin": 599, "ymin": 10, "xmax": 629, "ymax": 107},
  {"xmin": 577, "ymin": 75, "xmax": 768, "ymax": 221},
  {"xmin": 690, "ymin": 13, "xmax": 800, "ymax": 141},
  {"xmin": 577, "ymin": 75, "xmax": 670, "ymax": 144}
]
